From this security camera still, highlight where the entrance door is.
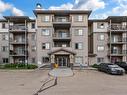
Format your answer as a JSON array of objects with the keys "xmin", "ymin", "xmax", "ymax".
[{"xmin": 56, "ymin": 55, "xmax": 69, "ymax": 67}]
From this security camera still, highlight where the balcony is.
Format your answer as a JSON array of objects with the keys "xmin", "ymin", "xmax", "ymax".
[
  {"xmin": 109, "ymin": 24, "xmax": 127, "ymax": 32},
  {"xmin": 108, "ymin": 50, "xmax": 127, "ymax": 56},
  {"xmin": 9, "ymin": 25, "xmax": 27, "ymax": 32},
  {"xmin": 52, "ymin": 17, "xmax": 71, "ymax": 27},
  {"xmin": 10, "ymin": 50, "xmax": 28, "ymax": 57},
  {"xmin": 10, "ymin": 38, "xmax": 28, "ymax": 45},
  {"xmin": 53, "ymin": 33, "xmax": 71, "ymax": 41},
  {"xmin": 108, "ymin": 38, "xmax": 127, "ymax": 44}
]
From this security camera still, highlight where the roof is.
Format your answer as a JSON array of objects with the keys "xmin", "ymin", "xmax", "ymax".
[
  {"xmin": 48, "ymin": 48, "xmax": 76, "ymax": 55},
  {"xmin": 106, "ymin": 16, "xmax": 127, "ymax": 22},
  {"xmin": 33, "ymin": 9, "xmax": 92, "ymax": 17},
  {"xmin": 89, "ymin": 16, "xmax": 127, "ymax": 23}
]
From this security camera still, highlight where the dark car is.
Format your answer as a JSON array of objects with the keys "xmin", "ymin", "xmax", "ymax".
[
  {"xmin": 98, "ymin": 63, "xmax": 125, "ymax": 75},
  {"xmin": 115, "ymin": 62, "xmax": 127, "ymax": 72}
]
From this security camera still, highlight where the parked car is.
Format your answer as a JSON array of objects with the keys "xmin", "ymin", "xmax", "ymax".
[
  {"xmin": 98, "ymin": 63, "xmax": 125, "ymax": 75},
  {"xmin": 115, "ymin": 62, "xmax": 127, "ymax": 72}
]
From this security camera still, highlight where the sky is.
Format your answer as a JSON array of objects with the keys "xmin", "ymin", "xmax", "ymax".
[{"xmin": 0, "ymin": 0, "xmax": 127, "ymax": 19}]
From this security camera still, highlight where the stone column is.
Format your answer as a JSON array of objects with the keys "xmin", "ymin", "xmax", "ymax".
[
  {"xmin": 69, "ymin": 54, "xmax": 74, "ymax": 69},
  {"xmin": 51, "ymin": 54, "xmax": 55, "ymax": 69}
]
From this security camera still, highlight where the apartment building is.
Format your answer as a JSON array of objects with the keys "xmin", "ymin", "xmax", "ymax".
[
  {"xmin": 0, "ymin": 16, "xmax": 36, "ymax": 64},
  {"xmin": 0, "ymin": 3, "xmax": 127, "ymax": 67},
  {"xmin": 89, "ymin": 16, "xmax": 127, "ymax": 65},
  {"xmin": 33, "ymin": 6, "xmax": 91, "ymax": 68}
]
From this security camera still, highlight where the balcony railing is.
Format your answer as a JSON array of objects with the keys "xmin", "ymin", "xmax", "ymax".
[
  {"xmin": 10, "ymin": 50, "xmax": 28, "ymax": 56},
  {"xmin": 9, "ymin": 25, "xmax": 27, "ymax": 31},
  {"xmin": 10, "ymin": 38, "xmax": 28, "ymax": 44},
  {"xmin": 53, "ymin": 17, "xmax": 71, "ymax": 23},
  {"xmin": 53, "ymin": 33, "xmax": 71, "ymax": 39},
  {"xmin": 108, "ymin": 50, "xmax": 127, "ymax": 55},
  {"xmin": 110, "ymin": 24, "xmax": 127, "ymax": 31},
  {"xmin": 108, "ymin": 38, "xmax": 127, "ymax": 43}
]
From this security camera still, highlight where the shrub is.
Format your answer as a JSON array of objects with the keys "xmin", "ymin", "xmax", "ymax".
[
  {"xmin": 91, "ymin": 64, "xmax": 100, "ymax": 68},
  {"xmin": 3, "ymin": 63, "xmax": 38, "ymax": 69}
]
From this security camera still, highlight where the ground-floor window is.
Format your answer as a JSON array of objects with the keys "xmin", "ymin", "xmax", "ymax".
[
  {"xmin": 42, "ymin": 57, "xmax": 50, "ymax": 63},
  {"xmin": 75, "ymin": 56, "xmax": 83, "ymax": 64},
  {"xmin": 31, "ymin": 58, "xmax": 36, "ymax": 63},
  {"xmin": 2, "ymin": 58, "xmax": 8, "ymax": 63},
  {"xmin": 97, "ymin": 57, "xmax": 104, "ymax": 63}
]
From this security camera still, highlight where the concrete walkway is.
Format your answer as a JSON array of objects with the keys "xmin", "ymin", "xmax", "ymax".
[{"xmin": 49, "ymin": 68, "xmax": 74, "ymax": 77}]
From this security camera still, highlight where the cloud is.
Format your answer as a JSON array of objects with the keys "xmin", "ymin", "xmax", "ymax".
[
  {"xmin": 73, "ymin": 0, "xmax": 105, "ymax": 10},
  {"xmin": 49, "ymin": 0, "xmax": 105, "ymax": 11},
  {"xmin": 0, "ymin": 0, "xmax": 24, "ymax": 18},
  {"xmin": 11, "ymin": 7, "xmax": 24, "ymax": 16},
  {"xmin": 49, "ymin": 3, "xmax": 73, "ymax": 10}
]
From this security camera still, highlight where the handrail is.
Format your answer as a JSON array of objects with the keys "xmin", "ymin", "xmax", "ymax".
[{"xmin": 33, "ymin": 76, "xmax": 57, "ymax": 95}]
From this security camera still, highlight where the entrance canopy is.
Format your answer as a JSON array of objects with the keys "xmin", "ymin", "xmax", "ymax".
[{"xmin": 48, "ymin": 48, "xmax": 76, "ymax": 55}]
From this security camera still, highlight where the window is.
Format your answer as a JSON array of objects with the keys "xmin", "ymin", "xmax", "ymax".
[
  {"xmin": 42, "ymin": 43, "xmax": 50, "ymax": 49},
  {"xmin": 77, "ymin": 15, "xmax": 83, "ymax": 21},
  {"xmin": 75, "ymin": 56, "xmax": 83, "ymax": 64},
  {"xmin": 31, "ymin": 58, "xmax": 36, "ymax": 63},
  {"xmin": 75, "ymin": 29, "xmax": 83, "ymax": 35},
  {"xmin": 2, "ymin": 58, "xmax": 8, "ymax": 63},
  {"xmin": 75, "ymin": 43, "xmax": 83, "ymax": 49},
  {"xmin": 2, "ymin": 34, "xmax": 8, "ymax": 40},
  {"xmin": 1, "ymin": 46, "xmax": 8, "ymax": 52},
  {"xmin": 98, "ymin": 34, "xmax": 104, "ymax": 40},
  {"xmin": 2, "ymin": 23, "xmax": 6, "ymax": 29},
  {"xmin": 31, "ymin": 33, "xmax": 36, "ymax": 41},
  {"xmin": 42, "ymin": 29, "xmax": 50, "ymax": 36},
  {"xmin": 97, "ymin": 57, "xmax": 104, "ymax": 63},
  {"xmin": 31, "ymin": 45, "xmax": 36, "ymax": 51},
  {"xmin": 43, "ymin": 16, "xmax": 50, "ymax": 22},
  {"xmin": 42, "ymin": 57, "xmax": 50, "ymax": 63},
  {"xmin": 97, "ymin": 22, "xmax": 105, "ymax": 29},
  {"xmin": 97, "ymin": 46, "xmax": 104, "ymax": 51},
  {"xmin": 31, "ymin": 23, "xmax": 35, "ymax": 29}
]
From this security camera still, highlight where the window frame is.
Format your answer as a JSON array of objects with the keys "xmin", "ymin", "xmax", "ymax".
[
  {"xmin": 97, "ymin": 45, "xmax": 105, "ymax": 52},
  {"xmin": 41, "ymin": 29, "xmax": 50, "ymax": 36},
  {"xmin": 75, "ymin": 42, "xmax": 83, "ymax": 50},
  {"xmin": 42, "ymin": 43, "xmax": 50, "ymax": 50},
  {"xmin": 75, "ymin": 56, "xmax": 83, "ymax": 64},
  {"xmin": 42, "ymin": 57, "xmax": 50, "ymax": 63}
]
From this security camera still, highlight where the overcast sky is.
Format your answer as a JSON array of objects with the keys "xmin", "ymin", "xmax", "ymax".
[{"xmin": 1, "ymin": 0, "xmax": 127, "ymax": 19}]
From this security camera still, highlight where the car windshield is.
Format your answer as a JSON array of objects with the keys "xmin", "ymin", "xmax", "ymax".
[{"xmin": 108, "ymin": 65, "xmax": 119, "ymax": 68}]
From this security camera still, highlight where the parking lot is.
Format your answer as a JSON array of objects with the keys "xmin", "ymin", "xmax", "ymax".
[{"xmin": 0, "ymin": 69, "xmax": 127, "ymax": 95}]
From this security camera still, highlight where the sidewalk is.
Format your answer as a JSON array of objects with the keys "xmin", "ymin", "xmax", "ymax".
[{"xmin": 49, "ymin": 68, "xmax": 74, "ymax": 77}]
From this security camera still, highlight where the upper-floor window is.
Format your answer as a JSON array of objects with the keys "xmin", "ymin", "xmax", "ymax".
[
  {"xmin": 76, "ymin": 15, "xmax": 83, "ymax": 22},
  {"xmin": 31, "ymin": 23, "xmax": 35, "ymax": 29},
  {"xmin": 97, "ymin": 45, "xmax": 104, "ymax": 51},
  {"xmin": 1, "ymin": 46, "xmax": 8, "ymax": 52},
  {"xmin": 98, "ymin": 34, "xmax": 105, "ymax": 41},
  {"xmin": 2, "ymin": 23, "xmax": 6, "ymax": 29},
  {"xmin": 43, "ymin": 15, "xmax": 50, "ymax": 22},
  {"xmin": 31, "ymin": 45, "xmax": 36, "ymax": 51},
  {"xmin": 97, "ymin": 22, "xmax": 105, "ymax": 29},
  {"xmin": 42, "ymin": 29, "xmax": 50, "ymax": 36},
  {"xmin": 2, "ymin": 34, "xmax": 8, "ymax": 40},
  {"xmin": 75, "ymin": 43, "xmax": 83, "ymax": 49},
  {"xmin": 42, "ymin": 43, "xmax": 50, "ymax": 49},
  {"xmin": 75, "ymin": 29, "xmax": 83, "ymax": 36}
]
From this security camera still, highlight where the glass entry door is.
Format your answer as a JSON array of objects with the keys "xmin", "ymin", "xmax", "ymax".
[{"xmin": 56, "ymin": 55, "xmax": 69, "ymax": 67}]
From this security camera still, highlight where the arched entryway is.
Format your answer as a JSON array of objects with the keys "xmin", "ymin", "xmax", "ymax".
[{"xmin": 48, "ymin": 48, "xmax": 76, "ymax": 68}]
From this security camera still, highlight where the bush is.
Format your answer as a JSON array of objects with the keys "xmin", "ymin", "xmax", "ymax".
[
  {"xmin": 91, "ymin": 64, "xmax": 100, "ymax": 68},
  {"xmin": 3, "ymin": 63, "xmax": 38, "ymax": 69}
]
